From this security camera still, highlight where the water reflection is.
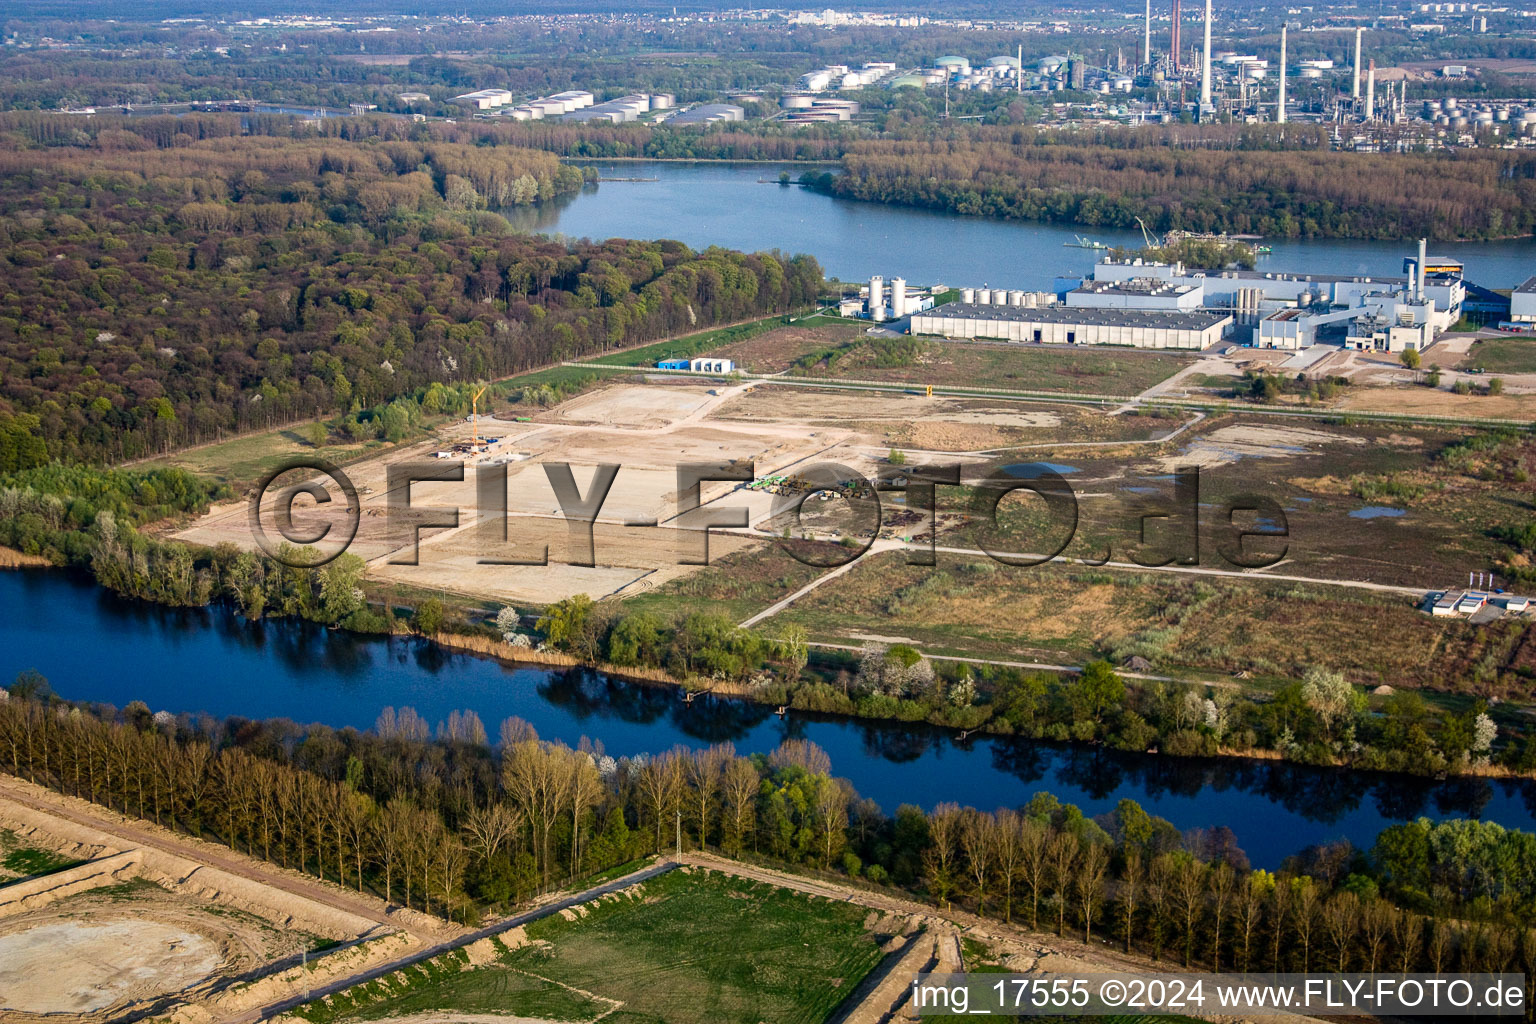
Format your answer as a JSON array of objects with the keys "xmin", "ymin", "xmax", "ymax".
[{"xmin": 2, "ymin": 569, "xmax": 1533, "ymax": 868}]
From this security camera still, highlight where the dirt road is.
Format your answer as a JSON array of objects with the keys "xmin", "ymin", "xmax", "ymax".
[{"xmin": 0, "ymin": 774, "xmax": 419, "ymax": 937}]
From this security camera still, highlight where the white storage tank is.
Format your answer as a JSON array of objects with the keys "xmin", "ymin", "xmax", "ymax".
[
  {"xmin": 891, "ymin": 277, "xmax": 907, "ymax": 318},
  {"xmin": 1009, "ymin": 290, "xmax": 1026, "ymax": 306},
  {"xmin": 960, "ymin": 287, "xmax": 975, "ymax": 303},
  {"xmin": 976, "ymin": 288, "xmax": 992, "ymax": 304}
]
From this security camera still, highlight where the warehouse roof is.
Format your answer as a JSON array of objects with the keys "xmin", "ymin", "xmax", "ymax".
[
  {"xmin": 915, "ymin": 303, "xmax": 1230, "ymax": 330},
  {"xmin": 1515, "ymin": 276, "xmax": 1536, "ymax": 295}
]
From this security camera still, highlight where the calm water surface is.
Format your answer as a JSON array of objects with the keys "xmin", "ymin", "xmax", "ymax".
[
  {"xmin": 501, "ymin": 161, "xmax": 1536, "ymax": 290},
  {"xmin": 2, "ymin": 570, "xmax": 1531, "ymax": 868}
]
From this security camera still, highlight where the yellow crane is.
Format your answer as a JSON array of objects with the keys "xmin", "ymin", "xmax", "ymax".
[{"xmin": 470, "ymin": 385, "xmax": 487, "ymax": 446}]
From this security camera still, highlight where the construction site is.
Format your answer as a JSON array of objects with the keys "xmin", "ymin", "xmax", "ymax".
[{"xmin": 0, "ymin": 777, "xmax": 437, "ymax": 1024}]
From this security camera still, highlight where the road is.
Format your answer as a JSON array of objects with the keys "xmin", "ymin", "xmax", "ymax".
[{"xmin": 227, "ymin": 859, "xmax": 678, "ymax": 1023}]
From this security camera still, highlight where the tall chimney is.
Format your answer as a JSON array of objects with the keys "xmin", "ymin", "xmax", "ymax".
[
  {"xmin": 1416, "ymin": 238, "xmax": 1427, "ymax": 301},
  {"xmin": 1352, "ymin": 28, "xmax": 1363, "ymax": 99},
  {"xmin": 1366, "ymin": 59, "xmax": 1376, "ymax": 120},
  {"xmin": 1200, "ymin": 0, "xmax": 1213, "ymax": 109},
  {"xmin": 1277, "ymin": 25, "xmax": 1287, "ymax": 123},
  {"xmin": 1144, "ymin": 0, "xmax": 1152, "ymax": 67},
  {"xmin": 1170, "ymin": 0, "xmax": 1181, "ymax": 71}
]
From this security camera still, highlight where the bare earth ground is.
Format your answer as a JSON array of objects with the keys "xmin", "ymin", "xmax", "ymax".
[
  {"xmin": 172, "ymin": 380, "xmax": 888, "ymax": 606},
  {"xmin": 0, "ymin": 775, "xmax": 446, "ymax": 1024}
]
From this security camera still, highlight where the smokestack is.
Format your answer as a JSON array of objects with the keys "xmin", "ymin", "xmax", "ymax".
[
  {"xmin": 1144, "ymin": 0, "xmax": 1152, "ymax": 67},
  {"xmin": 1366, "ymin": 60, "xmax": 1376, "ymax": 120},
  {"xmin": 1352, "ymin": 28, "xmax": 1363, "ymax": 99},
  {"xmin": 1170, "ymin": 0, "xmax": 1181, "ymax": 71},
  {"xmin": 1018, "ymin": 44, "xmax": 1023, "ymax": 92},
  {"xmin": 1277, "ymin": 25, "xmax": 1287, "ymax": 124},
  {"xmin": 1200, "ymin": 0, "xmax": 1212, "ymax": 109},
  {"xmin": 1417, "ymin": 238, "xmax": 1427, "ymax": 301}
]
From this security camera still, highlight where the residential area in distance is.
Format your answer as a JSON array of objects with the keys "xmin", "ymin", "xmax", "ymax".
[{"xmin": 0, "ymin": 2, "xmax": 1535, "ymax": 1023}]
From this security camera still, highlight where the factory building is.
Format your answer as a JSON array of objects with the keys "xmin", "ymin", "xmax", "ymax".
[
  {"xmin": 858, "ymin": 274, "xmax": 935, "ymax": 321},
  {"xmin": 1067, "ymin": 279, "xmax": 1204, "ymax": 311},
  {"xmin": 909, "ymin": 305, "xmax": 1231, "ymax": 350},
  {"xmin": 453, "ymin": 89, "xmax": 514, "ymax": 110},
  {"xmin": 1512, "ymin": 277, "xmax": 1536, "ymax": 324},
  {"xmin": 657, "ymin": 358, "xmax": 735, "ymax": 373},
  {"xmin": 669, "ymin": 104, "xmax": 745, "ymax": 124},
  {"xmin": 1090, "ymin": 246, "xmax": 1464, "ymax": 338},
  {"xmin": 562, "ymin": 93, "xmax": 660, "ymax": 123},
  {"xmin": 781, "ymin": 96, "xmax": 860, "ymax": 122}
]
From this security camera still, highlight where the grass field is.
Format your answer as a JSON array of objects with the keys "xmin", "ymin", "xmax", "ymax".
[
  {"xmin": 298, "ymin": 868, "xmax": 885, "ymax": 1024},
  {"xmin": 791, "ymin": 337, "xmax": 1196, "ymax": 395},
  {"xmin": 587, "ymin": 312, "xmax": 805, "ymax": 368},
  {"xmin": 1458, "ymin": 336, "xmax": 1536, "ymax": 374},
  {"xmin": 770, "ymin": 551, "xmax": 1524, "ymax": 692},
  {"xmin": 0, "ymin": 829, "xmax": 84, "ymax": 885},
  {"xmin": 135, "ymin": 427, "xmax": 400, "ymax": 492}
]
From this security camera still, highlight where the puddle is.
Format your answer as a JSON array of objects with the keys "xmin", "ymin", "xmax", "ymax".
[
  {"xmin": 1004, "ymin": 462, "xmax": 1079, "ymax": 478},
  {"xmin": 1349, "ymin": 506, "xmax": 1407, "ymax": 519}
]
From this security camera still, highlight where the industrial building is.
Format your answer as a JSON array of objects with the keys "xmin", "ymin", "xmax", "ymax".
[
  {"xmin": 669, "ymin": 104, "xmax": 745, "ymax": 124},
  {"xmin": 909, "ymin": 304, "xmax": 1231, "ymax": 350},
  {"xmin": 1067, "ymin": 279, "xmax": 1204, "ymax": 311},
  {"xmin": 452, "ymin": 89, "xmax": 515, "ymax": 110},
  {"xmin": 856, "ymin": 275, "xmax": 936, "ymax": 321},
  {"xmin": 559, "ymin": 93, "xmax": 669, "ymax": 123},
  {"xmin": 1512, "ymin": 277, "xmax": 1536, "ymax": 323},
  {"xmin": 657, "ymin": 358, "xmax": 735, "ymax": 373},
  {"xmin": 1085, "ymin": 240, "xmax": 1464, "ymax": 352}
]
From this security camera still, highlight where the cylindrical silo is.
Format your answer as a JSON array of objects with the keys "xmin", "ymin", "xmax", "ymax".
[
  {"xmin": 976, "ymin": 288, "xmax": 992, "ymax": 305},
  {"xmin": 869, "ymin": 275, "xmax": 884, "ymax": 317},
  {"xmin": 960, "ymin": 287, "xmax": 975, "ymax": 303},
  {"xmin": 891, "ymin": 277, "xmax": 907, "ymax": 318}
]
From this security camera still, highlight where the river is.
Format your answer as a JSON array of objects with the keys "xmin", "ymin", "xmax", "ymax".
[
  {"xmin": 1, "ymin": 570, "xmax": 1531, "ymax": 868},
  {"xmin": 499, "ymin": 161, "xmax": 1536, "ymax": 291}
]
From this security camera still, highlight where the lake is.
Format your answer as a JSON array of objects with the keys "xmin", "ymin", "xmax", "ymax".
[
  {"xmin": 1, "ymin": 569, "xmax": 1531, "ymax": 868},
  {"xmin": 499, "ymin": 161, "xmax": 1536, "ymax": 291}
]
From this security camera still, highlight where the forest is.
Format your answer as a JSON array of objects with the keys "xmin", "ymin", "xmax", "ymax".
[
  {"xmin": 1, "ymin": 680, "xmax": 1533, "ymax": 998},
  {"xmin": 802, "ymin": 127, "xmax": 1536, "ymax": 240},
  {"xmin": 0, "ymin": 113, "xmax": 820, "ymax": 465}
]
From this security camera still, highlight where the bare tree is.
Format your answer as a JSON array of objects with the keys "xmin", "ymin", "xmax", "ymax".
[
  {"xmin": 992, "ymin": 809, "xmax": 1024, "ymax": 925},
  {"xmin": 923, "ymin": 803, "xmax": 963, "ymax": 908},
  {"xmin": 1360, "ymin": 897, "xmax": 1393, "ymax": 972},
  {"xmin": 1048, "ymin": 829, "xmax": 1080, "ymax": 936},
  {"xmin": 1393, "ymin": 908, "xmax": 1425, "ymax": 974},
  {"xmin": 1170, "ymin": 856, "xmax": 1207, "ymax": 967},
  {"xmin": 634, "ymin": 747, "xmax": 685, "ymax": 852},
  {"xmin": 1292, "ymin": 877, "xmax": 1321, "ymax": 972},
  {"xmin": 960, "ymin": 810, "xmax": 993, "ymax": 916},
  {"xmin": 1119, "ymin": 848, "xmax": 1145, "ymax": 954},
  {"xmin": 568, "ymin": 750, "xmax": 602, "ymax": 873},
  {"xmin": 686, "ymin": 744, "xmax": 731, "ymax": 851},
  {"xmin": 1019, "ymin": 819, "xmax": 1048, "ymax": 931},
  {"xmin": 720, "ymin": 757, "xmax": 759, "ymax": 856},
  {"xmin": 463, "ymin": 802, "xmax": 523, "ymax": 865},
  {"xmin": 812, "ymin": 777, "xmax": 850, "ymax": 869},
  {"xmin": 1235, "ymin": 869, "xmax": 1272, "ymax": 972},
  {"xmin": 1208, "ymin": 861, "xmax": 1236, "ymax": 971},
  {"xmin": 1077, "ymin": 841, "xmax": 1110, "ymax": 944},
  {"xmin": 1322, "ymin": 891, "xmax": 1359, "ymax": 972}
]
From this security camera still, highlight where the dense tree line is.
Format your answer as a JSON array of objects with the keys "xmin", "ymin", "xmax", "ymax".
[
  {"xmin": 803, "ymin": 127, "xmax": 1536, "ymax": 240},
  {"xmin": 0, "ymin": 680, "xmax": 1532, "ymax": 1009},
  {"xmin": 0, "ymin": 118, "xmax": 821, "ymax": 464}
]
